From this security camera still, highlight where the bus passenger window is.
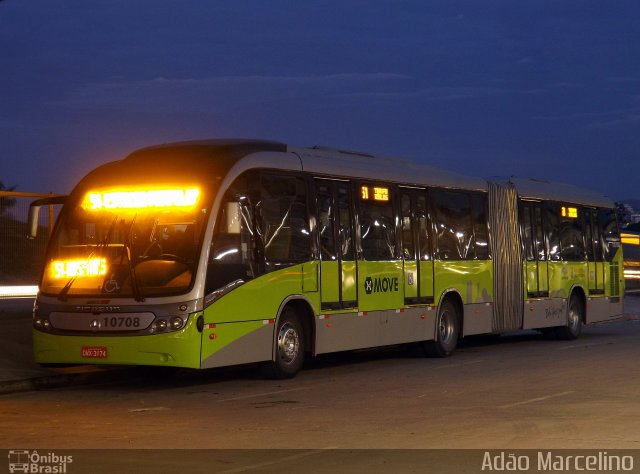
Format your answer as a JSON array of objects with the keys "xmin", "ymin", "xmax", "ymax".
[
  {"xmin": 584, "ymin": 209, "xmax": 595, "ymax": 262},
  {"xmin": 559, "ymin": 207, "xmax": 585, "ymax": 261},
  {"xmin": 401, "ymin": 193, "xmax": 415, "ymax": 260},
  {"xmin": 359, "ymin": 194, "xmax": 396, "ymax": 261},
  {"xmin": 535, "ymin": 206, "xmax": 546, "ymax": 261},
  {"xmin": 521, "ymin": 204, "xmax": 535, "ymax": 261},
  {"xmin": 416, "ymin": 194, "xmax": 431, "ymax": 260},
  {"xmin": 599, "ymin": 208, "xmax": 620, "ymax": 262},
  {"xmin": 257, "ymin": 175, "xmax": 311, "ymax": 265},
  {"xmin": 545, "ymin": 203, "xmax": 561, "ymax": 261},
  {"xmin": 317, "ymin": 185, "xmax": 336, "ymax": 261},
  {"xmin": 433, "ymin": 190, "xmax": 474, "ymax": 260},
  {"xmin": 471, "ymin": 194, "xmax": 490, "ymax": 259},
  {"xmin": 337, "ymin": 185, "xmax": 354, "ymax": 260}
]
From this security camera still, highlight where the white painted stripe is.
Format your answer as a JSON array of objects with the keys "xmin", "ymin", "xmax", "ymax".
[
  {"xmin": 557, "ymin": 342, "xmax": 612, "ymax": 351},
  {"xmin": 0, "ymin": 285, "xmax": 38, "ymax": 298},
  {"xmin": 128, "ymin": 406, "xmax": 170, "ymax": 413},
  {"xmin": 436, "ymin": 359, "xmax": 485, "ymax": 370},
  {"xmin": 499, "ymin": 391, "xmax": 575, "ymax": 409},
  {"xmin": 218, "ymin": 386, "xmax": 310, "ymax": 402},
  {"xmin": 216, "ymin": 449, "xmax": 331, "ymax": 474}
]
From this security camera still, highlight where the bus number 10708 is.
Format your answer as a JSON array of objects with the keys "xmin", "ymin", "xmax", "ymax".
[{"xmin": 102, "ymin": 317, "xmax": 141, "ymax": 329}]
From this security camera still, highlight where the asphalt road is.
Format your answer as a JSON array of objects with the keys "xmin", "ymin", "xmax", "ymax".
[{"xmin": 1, "ymin": 298, "xmax": 639, "ymax": 452}]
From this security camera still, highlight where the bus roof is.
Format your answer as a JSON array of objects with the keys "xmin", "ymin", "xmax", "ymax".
[
  {"xmin": 505, "ymin": 177, "xmax": 614, "ymax": 208},
  {"xmin": 80, "ymin": 139, "xmax": 613, "ymax": 208},
  {"xmin": 290, "ymin": 145, "xmax": 487, "ymax": 192}
]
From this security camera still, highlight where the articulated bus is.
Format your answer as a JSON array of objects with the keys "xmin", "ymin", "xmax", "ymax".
[{"xmin": 29, "ymin": 139, "xmax": 624, "ymax": 378}]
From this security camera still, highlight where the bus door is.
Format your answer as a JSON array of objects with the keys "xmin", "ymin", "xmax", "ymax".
[
  {"xmin": 584, "ymin": 208, "xmax": 605, "ymax": 295},
  {"xmin": 316, "ymin": 180, "xmax": 357, "ymax": 310},
  {"xmin": 399, "ymin": 188, "xmax": 434, "ymax": 305},
  {"xmin": 522, "ymin": 203, "xmax": 549, "ymax": 298},
  {"xmin": 356, "ymin": 183, "xmax": 403, "ymax": 312}
]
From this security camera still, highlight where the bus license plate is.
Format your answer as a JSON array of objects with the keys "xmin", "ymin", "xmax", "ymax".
[{"xmin": 81, "ymin": 346, "xmax": 108, "ymax": 359}]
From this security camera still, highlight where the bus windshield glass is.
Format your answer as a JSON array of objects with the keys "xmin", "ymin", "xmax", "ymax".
[{"xmin": 40, "ymin": 186, "xmax": 208, "ymax": 299}]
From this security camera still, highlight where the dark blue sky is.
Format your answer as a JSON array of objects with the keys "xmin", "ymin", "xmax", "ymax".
[{"xmin": 2, "ymin": 1, "xmax": 639, "ymax": 200}]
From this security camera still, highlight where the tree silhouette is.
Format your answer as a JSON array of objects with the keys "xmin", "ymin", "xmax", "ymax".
[{"xmin": 0, "ymin": 181, "xmax": 17, "ymax": 216}]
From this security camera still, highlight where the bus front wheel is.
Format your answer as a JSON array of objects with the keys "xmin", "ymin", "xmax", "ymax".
[
  {"xmin": 422, "ymin": 299, "xmax": 460, "ymax": 357},
  {"xmin": 264, "ymin": 308, "xmax": 305, "ymax": 379}
]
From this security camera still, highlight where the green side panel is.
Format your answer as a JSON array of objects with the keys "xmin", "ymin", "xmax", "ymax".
[
  {"xmin": 358, "ymin": 260, "xmax": 403, "ymax": 311},
  {"xmin": 419, "ymin": 261, "xmax": 434, "ymax": 299},
  {"xmin": 303, "ymin": 261, "xmax": 319, "ymax": 293},
  {"xmin": 204, "ymin": 263, "xmax": 317, "ymax": 325},
  {"xmin": 587, "ymin": 261, "xmax": 596, "ymax": 291},
  {"xmin": 594, "ymin": 261, "xmax": 605, "ymax": 292},
  {"xmin": 33, "ymin": 313, "xmax": 202, "ymax": 368},
  {"xmin": 547, "ymin": 262, "xmax": 588, "ymax": 298},
  {"xmin": 434, "ymin": 260, "xmax": 493, "ymax": 305},
  {"xmin": 320, "ymin": 261, "xmax": 340, "ymax": 304},
  {"xmin": 539, "ymin": 261, "xmax": 549, "ymax": 293},
  {"xmin": 342, "ymin": 260, "xmax": 357, "ymax": 303},
  {"xmin": 525, "ymin": 261, "xmax": 537, "ymax": 296},
  {"xmin": 404, "ymin": 261, "xmax": 418, "ymax": 300}
]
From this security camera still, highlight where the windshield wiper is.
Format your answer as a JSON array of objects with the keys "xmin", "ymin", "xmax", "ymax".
[{"xmin": 58, "ymin": 216, "xmax": 118, "ymax": 302}]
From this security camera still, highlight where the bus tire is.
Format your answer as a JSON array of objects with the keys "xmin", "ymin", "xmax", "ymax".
[
  {"xmin": 264, "ymin": 307, "xmax": 305, "ymax": 379},
  {"xmin": 422, "ymin": 299, "xmax": 460, "ymax": 357},
  {"xmin": 555, "ymin": 294, "xmax": 583, "ymax": 340}
]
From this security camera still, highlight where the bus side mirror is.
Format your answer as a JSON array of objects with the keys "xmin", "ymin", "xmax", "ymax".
[
  {"xmin": 27, "ymin": 204, "xmax": 41, "ymax": 239},
  {"xmin": 27, "ymin": 196, "xmax": 67, "ymax": 239}
]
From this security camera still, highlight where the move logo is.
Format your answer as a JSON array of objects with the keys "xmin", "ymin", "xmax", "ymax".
[{"xmin": 364, "ymin": 276, "xmax": 399, "ymax": 295}]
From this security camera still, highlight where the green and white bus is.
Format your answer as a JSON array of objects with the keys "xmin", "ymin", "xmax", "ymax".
[{"xmin": 30, "ymin": 139, "xmax": 624, "ymax": 378}]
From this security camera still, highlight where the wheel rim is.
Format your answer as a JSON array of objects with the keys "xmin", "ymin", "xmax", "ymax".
[
  {"xmin": 277, "ymin": 322, "xmax": 300, "ymax": 364},
  {"xmin": 568, "ymin": 301, "xmax": 581, "ymax": 332},
  {"xmin": 439, "ymin": 309, "xmax": 455, "ymax": 345}
]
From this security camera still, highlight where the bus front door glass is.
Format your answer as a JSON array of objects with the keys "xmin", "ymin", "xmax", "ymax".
[
  {"xmin": 584, "ymin": 209, "xmax": 605, "ymax": 295},
  {"xmin": 416, "ymin": 193, "xmax": 434, "ymax": 303},
  {"xmin": 316, "ymin": 180, "xmax": 356, "ymax": 310},
  {"xmin": 521, "ymin": 203, "xmax": 548, "ymax": 298},
  {"xmin": 401, "ymin": 191, "xmax": 418, "ymax": 304},
  {"xmin": 534, "ymin": 206, "xmax": 549, "ymax": 296}
]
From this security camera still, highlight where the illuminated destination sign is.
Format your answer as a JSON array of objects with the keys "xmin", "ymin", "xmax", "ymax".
[
  {"xmin": 561, "ymin": 206, "xmax": 578, "ymax": 219},
  {"xmin": 51, "ymin": 258, "xmax": 107, "ymax": 279},
  {"xmin": 361, "ymin": 185, "xmax": 390, "ymax": 202},
  {"xmin": 83, "ymin": 187, "xmax": 200, "ymax": 210}
]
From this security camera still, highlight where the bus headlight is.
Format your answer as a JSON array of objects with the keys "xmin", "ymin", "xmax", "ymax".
[
  {"xmin": 34, "ymin": 317, "xmax": 51, "ymax": 330},
  {"xmin": 152, "ymin": 319, "xmax": 168, "ymax": 332},
  {"xmin": 170, "ymin": 316, "xmax": 184, "ymax": 330}
]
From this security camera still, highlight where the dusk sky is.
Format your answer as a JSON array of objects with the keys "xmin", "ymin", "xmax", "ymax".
[{"xmin": 1, "ymin": 1, "xmax": 639, "ymax": 200}]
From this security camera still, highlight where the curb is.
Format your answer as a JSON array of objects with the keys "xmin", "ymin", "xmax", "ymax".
[
  {"xmin": 0, "ymin": 372, "xmax": 99, "ymax": 395},
  {"xmin": 0, "ymin": 368, "xmax": 128, "ymax": 395}
]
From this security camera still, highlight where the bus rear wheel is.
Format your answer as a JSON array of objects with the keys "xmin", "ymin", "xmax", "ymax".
[
  {"xmin": 264, "ymin": 308, "xmax": 305, "ymax": 379},
  {"xmin": 555, "ymin": 294, "xmax": 583, "ymax": 340},
  {"xmin": 422, "ymin": 299, "xmax": 460, "ymax": 357}
]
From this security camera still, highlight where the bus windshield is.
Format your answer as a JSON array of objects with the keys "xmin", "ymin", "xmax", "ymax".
[{"xmin": 40, "ymin": 187, "xmax": 207, "ymax": 299}]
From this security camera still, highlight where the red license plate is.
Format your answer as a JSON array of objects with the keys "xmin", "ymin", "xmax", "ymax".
[{"xmin": 81, "ymin": 346, "xmax": 108, "ymax": 359}]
